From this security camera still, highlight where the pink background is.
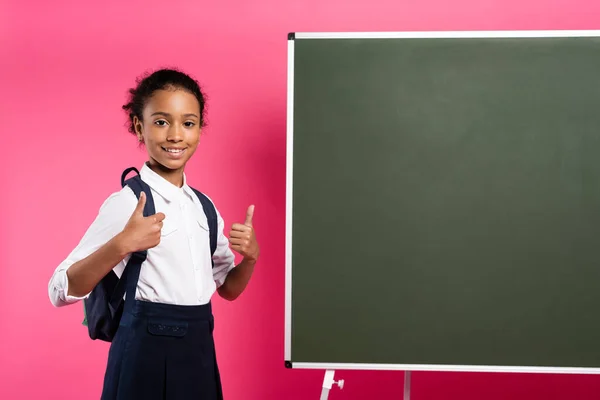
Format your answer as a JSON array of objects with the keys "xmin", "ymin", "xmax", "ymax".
[{"xmin": 3, "ymin": 0, "xmax": 600, "ymax": 398}]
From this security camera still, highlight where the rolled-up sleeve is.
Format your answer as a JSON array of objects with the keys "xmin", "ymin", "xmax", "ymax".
[
  {"xmin": 211, "ymin": 208, "xmax": 236, "ymax": 288},
  {"xmin": 48, "ymin": 188, "xmax": 136, "ymax": 307}
]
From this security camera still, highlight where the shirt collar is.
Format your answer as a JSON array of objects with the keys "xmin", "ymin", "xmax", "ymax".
[{"xmin": 140, "ymin": 163, "xmax": 194, "ymax": 203}]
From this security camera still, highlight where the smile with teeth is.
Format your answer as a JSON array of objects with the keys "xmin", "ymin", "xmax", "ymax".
[{"xmin": 162, "ymin": 147, "xmax": 186, "ymax": 153}]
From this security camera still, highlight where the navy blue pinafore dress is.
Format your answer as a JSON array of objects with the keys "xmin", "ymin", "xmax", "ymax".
[{"xmin": 100, "ymin": 173, "xmax": 223, "ymax": 400}]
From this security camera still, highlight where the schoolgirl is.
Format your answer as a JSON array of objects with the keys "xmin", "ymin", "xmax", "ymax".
[{"xmin": 48, "ymin": 68, "xmax": 259, "ymax": 399}]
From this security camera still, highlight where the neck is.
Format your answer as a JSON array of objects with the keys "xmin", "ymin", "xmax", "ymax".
[{"xmin": 146, "ymin": 160, "xmax": 184, "ymax": 187}]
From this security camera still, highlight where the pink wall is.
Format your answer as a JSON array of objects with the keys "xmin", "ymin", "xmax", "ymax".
[{"xmin": 3, "ymin": 0, "xmax": 600, "ymax": 398}]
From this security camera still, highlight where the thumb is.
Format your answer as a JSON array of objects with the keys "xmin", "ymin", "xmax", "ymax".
[
  {"xmin": 244, "ymin": 205, "xmax": 255, "ymax": 227},
  {"xmin": 132, "ymin": 192, "xmax": 146, "ymax": 217}
]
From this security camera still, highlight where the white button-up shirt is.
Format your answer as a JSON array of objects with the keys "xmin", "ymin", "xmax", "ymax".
[{"xmin": 48, "ymin": 164, "xmax": 236, "ymax": 307}]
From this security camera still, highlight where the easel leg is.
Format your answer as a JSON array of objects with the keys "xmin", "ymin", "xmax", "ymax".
[
  {"xmin": 319, "ymin": 370, "xmax": 334, "ymax": 400},
  {"xmin": 320, "ymin": 370, "xmax": 344, "ymax": 400},
  {"xmin": 404, "ymin": 371, "xmax": 411, "ymax": 400},
  {"xmin": 320, "ymin": 386, "xmax": 331, "ymax": 400}
]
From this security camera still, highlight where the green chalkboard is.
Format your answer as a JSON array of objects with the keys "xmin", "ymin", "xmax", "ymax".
[{"xmin": 284, "ymin": 32, "xmax": 600, "ymax": 373}]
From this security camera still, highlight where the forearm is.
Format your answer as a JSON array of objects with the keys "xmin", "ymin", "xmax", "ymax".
[
  {"xmin": 66, "ymin": 233, "xmax": 130, "ymax": 297},
  {"xmin": 217, "ymin": 258, "xmax": 256, "ymax": 301}
]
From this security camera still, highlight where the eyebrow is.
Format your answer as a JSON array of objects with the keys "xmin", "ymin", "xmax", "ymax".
[{"xmin": 151, "ymin": 111, "xmax": 199, "ymax": 119}]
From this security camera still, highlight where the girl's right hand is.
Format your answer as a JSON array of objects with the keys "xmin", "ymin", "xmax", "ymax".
[{"xmin": 119, "ymin": 192, "xmax": 165, "ymax": 253}]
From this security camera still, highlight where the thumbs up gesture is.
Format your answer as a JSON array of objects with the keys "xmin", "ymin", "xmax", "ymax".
[
  {"xmin": 229, "ymin": 205, "xmax": 260, "ymax": 263},
  {"xmin": 120, "ymin": 192, "xmax": 166, "ymax": 254}
]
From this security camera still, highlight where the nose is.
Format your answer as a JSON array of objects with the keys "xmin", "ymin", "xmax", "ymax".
[{"xmin": 167, "ymin": 124, "xmax": 183, "ymax": 142}]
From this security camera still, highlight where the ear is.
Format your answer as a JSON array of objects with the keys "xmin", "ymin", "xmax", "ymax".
[{"xmin": 133, "ymin": 116, "xmax": 144, "ymax": 142}]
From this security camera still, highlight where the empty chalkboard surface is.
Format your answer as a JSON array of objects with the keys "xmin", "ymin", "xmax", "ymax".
[{"xmin": 285, "ymin": 31, "xmax": 600, "ymax": 373}]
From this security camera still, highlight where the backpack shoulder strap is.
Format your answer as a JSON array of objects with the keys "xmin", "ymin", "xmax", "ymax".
[
  {"xmin": 109, "ymin": 167, "xmax": 156, "ymax": 310},
  {"xmin": 121, "ymin": 167, "xmax": 140, "ymax": 188},
  {"xmin": 191, "ymin": 187, "xmax": 218, "ymax": 264},
  {"xmin": 123, "ymin": 176, "xmax": 155, "ymax": 216},
  {"xmin": 120, "ymin": 166, "xmax": 155, "ymax": 216}
]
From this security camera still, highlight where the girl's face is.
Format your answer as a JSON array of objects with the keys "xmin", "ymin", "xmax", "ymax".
[{"xmin": 134, "ymin": 88, "xmax": 201, "ymax": 185}]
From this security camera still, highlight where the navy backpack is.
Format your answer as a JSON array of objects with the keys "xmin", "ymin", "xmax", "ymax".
[{"xmin": 82, "ymin": 167, "xmax": 218, "ymax": 342}]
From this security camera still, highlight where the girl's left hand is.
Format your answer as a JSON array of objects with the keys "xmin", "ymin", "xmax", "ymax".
[{"xmin": 229, "ymin": 205, "xmax": 260, "ymax": 263}]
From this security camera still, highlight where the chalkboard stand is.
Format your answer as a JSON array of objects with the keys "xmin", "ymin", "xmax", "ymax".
[
  {"xmin": 404, "ymin": 371, "xmax": 411, "ymax": 400},
  {"xmin": 319, "ymin": 370, "xmax": 344, "ymax": 400},
  {"xmin": 318, "ymin": 370, "xmax": 412, "ymax": 399}
]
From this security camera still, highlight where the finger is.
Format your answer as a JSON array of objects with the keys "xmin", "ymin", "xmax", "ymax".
[
  {"xmin": 230, "ymin": 244, "xmax": 244, "ymax": 252},
  {"xmin": 229, "ymin": 230, "xmax": 250, "ymax": 239},
  {"xmin": 245, "ymin": 205, "xmax": 254, "ymax": 227},
  {"xmin": 228, "ymin": 237, "xmax": 247, "ymax": 246},
  {"xmin": 152, "ymin": 222, "xmax": 162, "ymax": 233},
  {"xmin": 132, "ymin": 192, "xmax": 146, "ymax": 217},
  {"xmin": 231, "ymin": 223, "xmax": 251, "ymax": 232},
  {"xmin": 153, "ymin": 212, "xmax": 166, "ymax": 223}
]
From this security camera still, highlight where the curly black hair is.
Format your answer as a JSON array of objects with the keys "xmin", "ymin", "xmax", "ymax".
[{"xmin": 122, "ymin": 68, "xmax": 207, "ymax": 136}]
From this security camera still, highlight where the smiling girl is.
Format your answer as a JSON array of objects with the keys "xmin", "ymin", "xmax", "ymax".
[{"xmin": 48, "ymin": 68, "xmax": 259, "ymax": 399}]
